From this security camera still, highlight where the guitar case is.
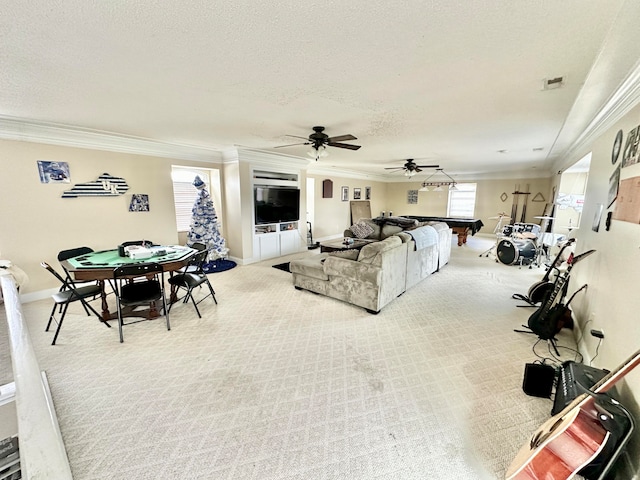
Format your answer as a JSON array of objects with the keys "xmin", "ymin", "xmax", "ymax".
[{"xmin": 579, "ymin": 394, "xmax": 633, "ymax": 480}]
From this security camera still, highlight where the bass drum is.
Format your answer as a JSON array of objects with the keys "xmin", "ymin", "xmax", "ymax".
[
  {"xmin": 497, "ymin": 239, "xmax": 537, "ymax": 265},
  {"xmin": 527, "ymin": 281, "xmax": 553, "ymax": 304}
]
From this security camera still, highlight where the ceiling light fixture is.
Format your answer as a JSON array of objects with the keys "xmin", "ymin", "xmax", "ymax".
[
  {"xmin": 418, "ymin": 168, "xmax": 457, "ymax": 192},
  {"xmin": 307, "ymin": 145, "xmax": 328, "ymax": 160}
]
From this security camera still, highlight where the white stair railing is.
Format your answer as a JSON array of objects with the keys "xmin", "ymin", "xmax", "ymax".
[{"xmin": 1, "ymin": 276, "xmax": 73, "ymax": 479}]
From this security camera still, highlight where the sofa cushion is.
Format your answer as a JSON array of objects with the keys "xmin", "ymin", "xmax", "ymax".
[
  {"xmin": 350, "ymin": 221, "xmax": 375, "ymax": 239},
  {"xmin": 380, "ymin": 224, "xmax": 403, "ymax": 239},
  {"xmin": 289, "ymin": 255, "xmax": 329, "ymax": 280},
  {"xmin": 357, "ymin": 236, "xmax": 402, "ymax": 265},
  {"xmin": 328, "ymin": 249, "xmax": 360, "ymax": 260}
]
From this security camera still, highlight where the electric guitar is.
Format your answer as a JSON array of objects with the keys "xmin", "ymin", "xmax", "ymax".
[
  {"xmin": 527, "ymin": 250, "xmax": 595, "ymax": 340},
  {"xmin": 505, "ymin": 349, "xmax": 640, "ymax": 479},
  {"xmin": 527, "ymin": 238, "xmax": 575, "ymax": 304}
]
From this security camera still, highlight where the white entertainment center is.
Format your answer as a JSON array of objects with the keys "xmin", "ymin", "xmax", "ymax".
[{"xmin": 252, "ymin": 169, "xmax": 304, "ymax": 261}]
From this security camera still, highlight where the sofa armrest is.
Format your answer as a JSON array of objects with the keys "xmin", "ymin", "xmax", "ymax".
[{"xmin": 323, "ymin": 256, "xmax": 382, "ymax": 286}]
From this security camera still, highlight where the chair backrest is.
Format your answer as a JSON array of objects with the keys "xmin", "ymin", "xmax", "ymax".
[
  {"xmin": 186, "ymin": 249, "xmax": 209, "ymax": 273},
  {"xmin": 57, "ymin": 246, "xmax": 94, "ymax": 262},
  {"xmin": 41, "ymin": 261, "xmax": 70, "ymax": 286},
  {"xmin": 113, "ymin": 262, "xmax": 163, "ymax": 280},
  {"xmin": 190, "ymin": 242, "xmax": 207, "ymax": 252}
]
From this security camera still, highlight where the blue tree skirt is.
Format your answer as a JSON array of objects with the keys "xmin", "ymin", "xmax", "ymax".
[{"xmin": 203, "ymin": 259, "xmax": 237, "ymax": 273}]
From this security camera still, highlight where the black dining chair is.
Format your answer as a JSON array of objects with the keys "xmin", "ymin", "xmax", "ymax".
[
  {"xmin": 41, "ymin": 262, "xmax": 110, "ymax": 345},
  {"xmin": 167, "ymin": 249, "xmax": 217, "ymax": 318},
  {"xmin": 57, "ymin": 247, "xmax": 101, "ymax": 310},
  {"xmin": 112, "ymin": 262, "xmax": 169, "ymax": 343},
  {"xmin": 176, "ymin": 242, "xmax": 207, "ymax": 274}
]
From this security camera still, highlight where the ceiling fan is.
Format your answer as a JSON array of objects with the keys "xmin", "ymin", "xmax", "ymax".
[
  {"xmin": 274, "ymin": 126, "xmax": 361, "ymax": 159},
  {"xmin": 385, "ymin": 159, "xmax": 440, "ymax": 177}
]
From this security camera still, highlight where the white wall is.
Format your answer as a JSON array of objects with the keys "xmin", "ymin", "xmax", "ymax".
[
  {"xmin": 0, "ymin": 139, "xmax": 219, "ymax": 294},
  {"xmin": 558, "ymin": 104, "xmax": 640, "ymax": 476}
]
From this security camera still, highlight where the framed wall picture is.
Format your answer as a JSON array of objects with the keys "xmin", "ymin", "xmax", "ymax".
[
  {"xmin": 37, "ymin": 160, "xmax": 70, "ymax": 183},
  {"xmin": 365, "ymin": 186, "xmax": 371, "ymax": 200},
  {"xmin": 353, "ymin": 188, "xmax": 361, "ymax": 200},
  {"xmin": 407, "ymin": 189, "xmax": 418, "ymax": 204},
  {"xmin": 341, "ymin": 186, "xmax": 349, "ymax": 202},
  {"xmin": 608, "ymin": 164, "xmax": 621, "ymax": 208},
  {"xmin": 592, "ymin": 203, "xmax": 603, "ymax": 232},
  {"xmin": 129, "ymin": 194, "xmax": 150, "ymax": 212}
]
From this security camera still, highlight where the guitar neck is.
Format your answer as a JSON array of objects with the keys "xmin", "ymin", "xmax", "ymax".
[
  {"xmin": 541, "ymin": 239, "xmax": 575, "ymax": 282},
  {"xmin": 593, "ymin": 349, "xmax": 640, "ymax": 394}
]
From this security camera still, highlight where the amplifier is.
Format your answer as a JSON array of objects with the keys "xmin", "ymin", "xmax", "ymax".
[{"xmin": 552, "ymin": 361, "xmax": 611, "ymax": 415}]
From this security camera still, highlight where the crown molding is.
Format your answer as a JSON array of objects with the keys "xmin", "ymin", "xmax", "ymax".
[
  {"xmin": 0, "ymin": 116, "xmax": 224, "ymax": 163},
  {"xmin": 554, "ymin": 61, "xmax": 640, "ymax": 173},
  {"xmin": 234, "ymin": 147, "xmax": 311, "ymax": 170}
]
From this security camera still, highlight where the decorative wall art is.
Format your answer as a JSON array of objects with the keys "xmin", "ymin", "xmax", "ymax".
[
  {"xmin": 608, "ymin": 164, "xmax": 621, "ymax": 208},
  {"xmin": 322, "ymin": 179, "xmax": 333, "ymax": 198},
  {"xmin": 341, "ymin": 186, "xmax": 349, "ymax": 201},
  {"xmin": 613, "ymin": 176, "xmax": 640, "ymax": 224},
  {"xmin": 353, "ymin": 188, "xmax": 361, "ymax": 200},
  {"xmin": 62, "ymin": 172, "xmax": 129, "ymax": 198},
  {"xmin": 407, "ymin": 189, "xmax": 418, "ymax": 204},
  {"xmin": 37, "ymin": 160, "xmax": 70, "ymax": 183},
  {"xmin": 612, "ymin": 129, "xmax": 623, "ymax": 165},
  {"xmin": 621, "ymin": 125, "xmax": 640, "ymax": 168},
  {"xmin": 365, "ymin": 186, "xmax": 371, "ymax": 200},
  {"xmin": 129, "ymin": 194, "xmax": 149, "ymax": 212},
  {"xmin": 592, "ymin": 203, "xmax": 603, "ymax": 232}
]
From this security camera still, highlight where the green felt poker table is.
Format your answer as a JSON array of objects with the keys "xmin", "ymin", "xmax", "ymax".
[{"xmin": 62, "ymin": 246, "xmax": 196, "ymax": 321}]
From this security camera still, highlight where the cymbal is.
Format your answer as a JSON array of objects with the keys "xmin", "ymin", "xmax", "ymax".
[{"xmin": 534, "ymin": 216, "xmax": 555, "ymax": 220}]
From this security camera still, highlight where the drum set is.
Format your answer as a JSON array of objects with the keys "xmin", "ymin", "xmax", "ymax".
[{"xmin": 481, "ymin": 213, "xmax": 556, "ymax": 268}]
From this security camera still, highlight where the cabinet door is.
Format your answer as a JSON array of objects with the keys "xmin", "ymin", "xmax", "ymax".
[
  {"xmin": 257, "ymin": 234, "xmax": 280, "ymax": 260},
  {"xmin": 280, "ymin": 230, "xmax": 299, "ymax": 256}
]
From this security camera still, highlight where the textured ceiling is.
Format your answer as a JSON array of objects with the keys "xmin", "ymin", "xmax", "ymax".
[{"xmin": 1, "ymin": 0, "xmax": 638, "ymax": 178}]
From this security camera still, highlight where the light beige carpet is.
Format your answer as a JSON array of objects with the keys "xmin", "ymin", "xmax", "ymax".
[{"xmin": 1, "ymin": 235, "xmax": 584, "ymax": 479}]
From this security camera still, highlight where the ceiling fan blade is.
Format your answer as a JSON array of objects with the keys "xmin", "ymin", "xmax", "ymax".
[
  {"xmin": 284, "ymin": 135, "xmax": 311, "ymax": 140},
  {"xmin": 327, "ymin": 134, "xmax": 357, "ymax": 142},
  {"xmin": 416, "ymin": 164, "xmax": 440, "ymax": 168},
  {"xmin": 273, "ymin": 142, "xmax": 309, "ymax": 148},
  {"xmin": 327, "ymin": 142, "xmax": 361, "ymax": 150},
  {"xmin": 384, "ymin": 167, "xmax": 404, "ymax": 170},
  {"xmin": 415, "ymin": 167, "xmax": 422, "ymax": 173}
]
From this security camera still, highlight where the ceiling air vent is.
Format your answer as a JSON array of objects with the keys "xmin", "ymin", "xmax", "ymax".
[{"xmin": 543, "ymin": 76, "xmax": 565, "ymax": 90}]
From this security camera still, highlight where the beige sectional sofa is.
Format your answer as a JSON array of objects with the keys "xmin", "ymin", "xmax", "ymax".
[{"xmin": 290, "ymin": 223, "xmax": 451, "ymax": 313}]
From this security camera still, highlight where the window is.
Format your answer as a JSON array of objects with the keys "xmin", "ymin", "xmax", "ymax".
[
  {"xmin": 447, "ymin": 183, "xmax": 477, "ymax": 217},
  {"xmin": 172, "ymin": 167, "xmax": 213, "ymax": 232}
]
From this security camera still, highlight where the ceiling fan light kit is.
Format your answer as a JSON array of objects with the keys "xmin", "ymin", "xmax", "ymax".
[
  {"xmin": 276, "ymin": 126, "xmax": 360, "ymax": 160},
  {"xmin": 385, "ymin": 159, "xmax": 439, "ymax": 176}
]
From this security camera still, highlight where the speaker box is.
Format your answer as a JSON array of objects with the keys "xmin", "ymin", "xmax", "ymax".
[{"xmin": 522, "ymin": 363, "xmax": 556, "ymax": 398}]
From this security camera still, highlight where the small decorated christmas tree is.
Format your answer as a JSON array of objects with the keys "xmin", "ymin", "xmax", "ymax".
[{"xmin": 187, "ymin": 176, "xmax": 229, "ymax": 261}]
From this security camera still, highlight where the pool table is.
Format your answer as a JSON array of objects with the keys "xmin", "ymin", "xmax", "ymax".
[{"xmin": 403, "ymin": 216, "xmax": 484, "ymax": 246}]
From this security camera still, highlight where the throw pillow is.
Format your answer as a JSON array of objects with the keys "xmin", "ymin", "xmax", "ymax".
[
  {"xmin": 328, "ymin": 250, "xmax": 359, "ymax": 261},
  {"xmin": 350, "ymin": 221, "xmax": 375, "ymax": 239}
]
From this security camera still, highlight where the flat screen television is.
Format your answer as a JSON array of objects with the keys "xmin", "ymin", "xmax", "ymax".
[{"xmin": 254, "ymin": 186, "xmax": 300, "ymax": 224}]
